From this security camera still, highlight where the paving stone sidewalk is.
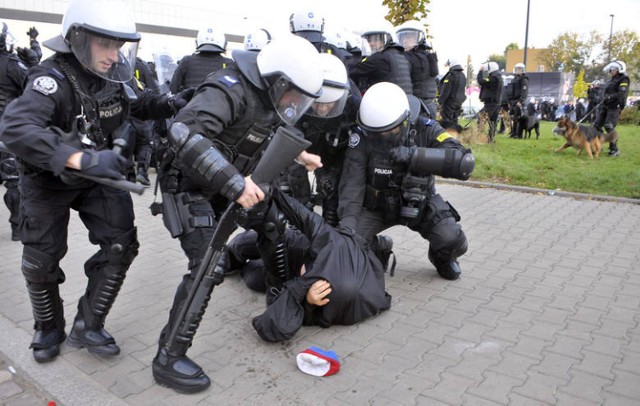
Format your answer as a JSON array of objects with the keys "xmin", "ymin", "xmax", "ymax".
[{"xmin": 0, "ymin": 179, "xmax": 639, "ymax": 405}]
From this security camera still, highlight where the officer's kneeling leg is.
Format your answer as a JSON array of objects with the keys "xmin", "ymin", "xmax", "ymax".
[
  {"xmin": 417, "ymin": 195, "xmax": 468, "ymax": 280},
  {"xmin": 22, "ymin": 246, "xmax": 67, "ymax": 362}
]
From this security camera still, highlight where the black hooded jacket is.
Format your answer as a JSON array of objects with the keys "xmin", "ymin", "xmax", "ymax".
[{"xmin": 252, "ymin": 189, "xmax": 391, "ymax": 342}]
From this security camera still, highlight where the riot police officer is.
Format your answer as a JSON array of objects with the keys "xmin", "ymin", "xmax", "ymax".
[
  {"xmin": 338, "ymin": 82, "xmax": 474, "ymax": 281},
  {"xmin": 396, "ymin": 20, "xmax": 439, "ymax": 118},
  {"xmin": 438, "ymin": 58, "xmax": 467, "ymax": 124},
  {"xmin": 586, "ymin": 80, "xmax": 603, "ymax": 123},
  {"xmin": 152, "ymin": 35, "xmax": 323, "ymax": 393},
  {"xmin": 169, "ymin": 27, "xmax": 233, "ymax": 93},
  {"xmin": 349, "ymin": 20, "xmax": 412, "ymax": 95},
  {"xmin": 289, "ymin": 8, "xmax": 345, "ymax": 60},
  {"xmin": 507, "ymin": 62, "xmax": 529, "ymax": 137},
  {"xmin": 594, "ymin": 60, "xmax": 630, "ymax": 156},
  {"xmin": 283, "ymin": 53, "xmax": 357, "ymax": 225},
  {"xmin": 0, "ymin": 21, "xmax": 30, "ymax": 241},
  {"xmin": 0, "ymin": 0, "xmax": 186, "ymax": 364},
  {"xmin": 477, "ymin": 62, "xmax": 503, "ymax": 142}
]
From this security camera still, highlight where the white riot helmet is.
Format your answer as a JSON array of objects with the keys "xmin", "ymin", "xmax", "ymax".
[
  {"xmin": 289, "ymin": 9, "xmax": 325, "ymax": 43},
  {"xmin": 42, "ymin": 0, "xmax": 140, "ymax": 83},
  {"xmin": 485, "ymin": 61, "xmax": 499, "ymax": 73},
  {"xmin": 244, "ymin": 28, "xmax": 271, "ymax": 51},
  {"xmin": 196, "ymin": 27, "xmax": 227, "ymax": 52},
  {"xmin": 514, "ymin": 62, "xmax": 525, "ymax": 74},
  {"xmin": 257, "ymin": 35, "xmax": 323, "ymax": 125},
  {"xmin": 395, "ymin": 20, "xmax": 426, "ymax": 51},
  {"xmin": 445, "ymin": 58, "xmax": 460, "ymax": 68},
  {"xmin": 0, "ymin": 21, "xmax": 16, "ymax": 52},
  {"xmin": 323, "ymin": 30, "xmax": 347, "ymax": 50},
  {"xmin": 307, "ymin": 53, "xmax": 349, "ymax": 118},
  {"xmin": 358, "ymin": 82, "xmax": 410, "ymax": 141},
  {"xmin": 603, "ymin": 60, "xmax": 626, "ymax": 74},
  {"xmin": 360, "ymin": 20, "xmax": 395, "ymax": 56}
]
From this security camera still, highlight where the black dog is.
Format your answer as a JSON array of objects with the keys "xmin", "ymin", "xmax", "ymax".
[{"xmin": 509, "ymin": 103, "xmax": 540, "ymax": 139}]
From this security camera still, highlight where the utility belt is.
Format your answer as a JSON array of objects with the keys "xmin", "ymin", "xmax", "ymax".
[{"xmin": 364, "ymin": 174, "xmax": 434, "ymax": 223}]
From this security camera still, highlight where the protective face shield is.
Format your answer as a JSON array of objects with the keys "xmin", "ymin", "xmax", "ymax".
[
  {"xmin": 257, "ymin": 35, "xmax": 323, "ymax": 125},
  {"xmin": 603, "ymin": 60, "xmax": 626, "ymax": 74},
  {"xmin": 289, "ymin": 10, "xmax": 325, "ymax": 42},
  {"xmin": 395, "ymin": 20, "xmax": 426, "ymax": 51},
  {"xmin": 0, "ymin": 21, "xmax": 16, "ymax": 52},
  {"xmin": 360, "ymin": 20, "xmax": 395, "ymax": 56},
  {"xmin": 358, "ymin": 82, "xmax": 410, "ymax": 145},
  {"xmin": 45, "ymin": 0, "xmax": 141, "ymax": 83},
  {"xmin": 196, "ymin": 27, "xmax": 227, "ymax": 52},
  {"xmin": 514, "ymin": 62, "xmax": 525, "ymax": 75},
  {"xmin": 307, "ymin": 53, "xmax": 349, "ymax": 119},
  {"xmin": 244, "ymin": 28, "xmax": 272, "ymax": 51}
]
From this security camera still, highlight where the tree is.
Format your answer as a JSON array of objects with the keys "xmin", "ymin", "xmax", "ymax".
[
  {"xmin": 504, "ymin": 43, "xmax": 519, "ymax": 53},
  {"xmin": 487, "ymin": 54, "xmax": 506, "ymax": 71},
  {"xmin": 599, "ymin": 30, "xmax": 640, "ymax": 85},
  {"xmin": 573, "ymin": 70, "xmax": 588, "ymax": 99},
  {"xmin": 383, "ymin": 0, "xmax": 431, "ymax": 27},
  {"xmin": 539, "ymin": 31, "xmax": 601, "ymax": 73}
]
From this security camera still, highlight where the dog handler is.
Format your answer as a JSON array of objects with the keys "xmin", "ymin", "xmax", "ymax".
[{"xmin": 593, "ymin": 60, "xmax": 630, "ymax": 157}]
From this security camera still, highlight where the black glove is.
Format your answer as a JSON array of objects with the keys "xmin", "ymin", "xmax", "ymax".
[
  {"xmin": 170, "ymin": 87, "xmax": 196, "ymax": 112},
  {"xmin": 389, "ymin": 145, "xmax": 416, "ymax": 165},
  {"xmin": 80, "ymin": 150, "xmax": 128, "ymax": 180},
  {"xmin": 16, "ymin": 47, "xmax": 39, "ymax": 66},
  {"xmin": 27, "ymin": 27, "xmax": 39, "ymax": 40}
]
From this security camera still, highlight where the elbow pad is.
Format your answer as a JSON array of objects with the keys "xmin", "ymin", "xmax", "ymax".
[
  {"xmin": 169, "ymin": 122, "xmax": 245, "ymax": 200},
  {"xmin": 408, "ymin": 148, "xmax": 475, "ymax": 180}
]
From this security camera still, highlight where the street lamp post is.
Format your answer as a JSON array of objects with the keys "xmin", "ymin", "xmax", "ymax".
[
  {"xmin": 608, "ymin": 14, "xmax": 614, "ymax": 62},
  {"xmin": 523, "ymin": 0, "xmax": 530, "ymax": 69}
]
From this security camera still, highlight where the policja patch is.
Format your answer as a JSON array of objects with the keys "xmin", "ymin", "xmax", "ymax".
[
  {"xmin": 32, "ymin": 76, "xmax": 58, "ymax": 96},
  {"xmin": 348, "ymin": 132, "xmax": 360, "ymax": 148}
]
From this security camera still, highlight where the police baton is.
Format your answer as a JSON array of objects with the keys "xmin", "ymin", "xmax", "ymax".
[{"xmin": 0, "ymin": 141, "xmax": 146, "ymax": 195}]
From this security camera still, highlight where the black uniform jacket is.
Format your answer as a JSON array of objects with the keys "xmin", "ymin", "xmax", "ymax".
[
  {"xmin": 338, "ymin": 118, "xmax": 467, "ymax": 230},
  {"xmin": 0, "ymin": 54, "xmax": 172, "ymax": 187},
  {"xmin": 252, "ymin": 189, "xmax": 391, "ymax": 342}
]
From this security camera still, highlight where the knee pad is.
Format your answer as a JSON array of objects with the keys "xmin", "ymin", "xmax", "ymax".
[
  {"xmin": 108, "ymin": 227, "xmax": 140, "ymax": 268},
  {"xmin": 22, "ymin": 246, "xmax": 65, "ymax": 286}
]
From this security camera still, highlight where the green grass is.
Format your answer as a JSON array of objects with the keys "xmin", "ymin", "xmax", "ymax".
[{"xmin": 464, "ymin": 121, "xmax": 640, "ymax": 199}]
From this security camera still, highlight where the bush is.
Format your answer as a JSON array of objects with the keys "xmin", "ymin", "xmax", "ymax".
[{"xmin": 619, "ymin": 105, "xmax": 640, "ymax": 125}]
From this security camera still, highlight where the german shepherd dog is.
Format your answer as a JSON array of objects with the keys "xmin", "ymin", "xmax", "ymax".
[
  {"xmin": 509, "ymin": 103, "xmax": 540, "ymax": 139},
  {"xmin": 552, "ymin": 116, "xmax": 612, "ymax": 159}
]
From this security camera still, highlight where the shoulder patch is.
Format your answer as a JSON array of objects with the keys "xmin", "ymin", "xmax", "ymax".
[
  {"xmin": 436, "ymin": 131, "xmax": 453, "ymax": 143},
  {"xmin": 219, "ymin": 75, "xmax": 239, "ymax": 87},
  {"xmin": 32, "ymin": 76, "xmax": 58, "ymax": 96},
  {"xmin": 348, "ymin": 132, "xmax": 360, "ymax": 148}
]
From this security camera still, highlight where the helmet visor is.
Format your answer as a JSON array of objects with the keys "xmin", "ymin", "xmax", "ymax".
[
  {"xmin": 68, "ymin": 27, "xmax": 139, "ymax": 83},
  {"xmin": 268, "ymin": 76, "xmax": 318, "ymax": 125},
  {"xmin": 396, "ymin": 30, "xmax": 421, "ymax": 51},
  {"xmin": 361, "ymin": 33, "xmax": 387, "ymax": 56},
  {"xmin": 3, "ymin": 30, "xmax": 16, "ymax": 51},
  {"xmin": 306, "ymin": 82, "xmax": 349, "ymax": 118}
]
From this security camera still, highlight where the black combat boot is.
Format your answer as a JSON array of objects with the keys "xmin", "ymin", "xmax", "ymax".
[
  {"xmin": 30, "ymin": 329, "xmax": 67, "ymax": 363},
  {"xmin": 152, "ymin": 347, "xmax": 211, "ymax": 393},
  {"xmin": 372, "ymin": 235, "xmax": 395, "ymax": 275},
  {"xmin": 67, "ymin": 318, "xmax": 120, "ymax": 355},
  {"xmin": 428, "ymin": 249, "xmax": 462, "ymax": 280}
]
